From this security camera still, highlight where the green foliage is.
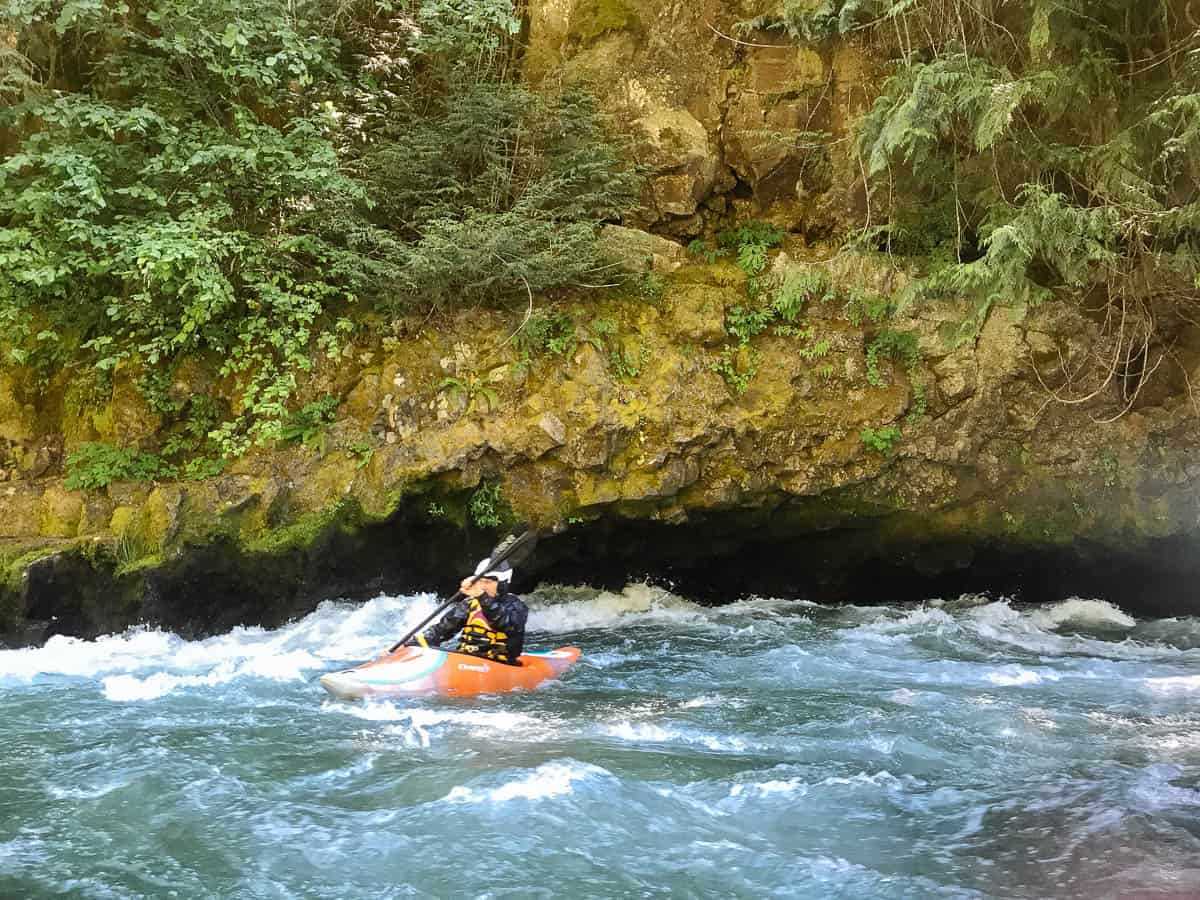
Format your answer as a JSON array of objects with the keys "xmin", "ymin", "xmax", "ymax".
[
  {"xmin": 865, "ymin": 329, "xmax": 920, "ymax": 388},
  {"xmin": 866, "ymin": 328, "xmax": 926, "ymax": 421},
  {"xmin": 718, "ymin": 222, "xmax": 785, "ymax": 252},
  {"xmin": 360, "ymin": 77, "xmax": 642, "ymax": 308},
  {"xmin": 1, "ymin": 0, "xmax": 640, "ymax": 459},
  {"xmin": 636, "ymin": 273, "xmax": 666, "ymax": 304},
  {"xmin": 726, "ymin": 306, "xmax": 776, "ymax": 344},
  {"xmin": 608, "ymin": 340, "xmax": 649, "ymax": 380},
  {"xmin": 64, "ymin": 442, "xmax": 176, "ymax": 490},
  {"xmin": 439, "ymin": 375, "xmax": 499, "ymax": 414},
  {"xmin": 279, "ymin": 396, "xmax": 338, "ymax": 447},
  {"xmin": 468, "ymin": 481, "xmax": 507, "ymax": 529},
  {"xmin": 749, "ymin": 1, "xmax": 1200, "ymax": 411},
  {"xmin": 717, "ymin": 221, "xmax": 785, "ymax": 277},
  {"xmin": 861, "ymin": 424, "xmax": 902, "ymax": 454},
  {"xmin": 160, "ymin": 395, "xmax": 222, "ymax": 462},
  {"xmin": 737, "ymin": 0, "xmax": 872, "ymax": 42},
  {"xmin": 1101, "ymin": 451, "xmax": 1120, "ymax": 488},
  {"xmin": 687, "ymin": 238, "xmax": 728, "ymax": 264},
  {"xmin": 182, "ymin": 456, "xmax": 227, "ymax": 481},
  {"xmin": 340, "ymin": 436, "xmax": 375, "ymax": 469},
  {"xmin": 1, "ymin": 0, "xmax": 372, "ymax": 454},
  {"xmin": 516, "ymin": 312, "xmax": 577, "ymax": 359},
  {"xmin": 588, "ymin": 316, "xmax": 618, "ymax": 342},
  {"xmin": 714, "ymin": 263, "xmax": 839, "ymax": 393},
  {"xmin": 842, "ymin": 289, "xmax": 895, "ymax": 326},
  {"xmin": 711, "ymin": 346, "xmax": 758, "ymax": 395},
  {"xmin": 772, "ymin": 268, "xmax": 834, "ymax": 322}
]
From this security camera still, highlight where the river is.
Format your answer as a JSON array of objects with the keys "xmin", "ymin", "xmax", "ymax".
[{"xmin": 2, "ymin": 586, "xmax": 1199, "ymax": 898}]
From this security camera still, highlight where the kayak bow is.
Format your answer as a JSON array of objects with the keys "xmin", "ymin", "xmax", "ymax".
[{"xmin": 319, "ymin": 645, "xmax": 580, "ymax": 699}]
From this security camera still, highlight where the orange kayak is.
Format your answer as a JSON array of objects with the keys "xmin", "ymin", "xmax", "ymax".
[{"xmin": 319, "ymin": 646, "xmax": 581, "ymax": 700}]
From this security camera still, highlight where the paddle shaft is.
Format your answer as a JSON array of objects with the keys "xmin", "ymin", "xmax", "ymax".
[{"xmin": 387, "ymin": 590, "xmax": 465, "ymax": 652}]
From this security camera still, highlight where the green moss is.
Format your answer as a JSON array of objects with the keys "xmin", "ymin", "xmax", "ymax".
[
  {"xmin": 571, "ymin": 0, "xmax": 639, "ymax": 43},
  {"xmin": 242, "ymin": 497, "xmax": 362, "ymax": 556}
]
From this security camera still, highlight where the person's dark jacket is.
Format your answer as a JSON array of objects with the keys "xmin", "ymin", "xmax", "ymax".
[{"xmin": 418, "ymin": 592, "xmax": 528, "ymax": 664}]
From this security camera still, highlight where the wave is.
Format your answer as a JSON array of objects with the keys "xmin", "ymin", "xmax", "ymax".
[
  {"xmin": 1029, "ymin": 598, "xmax": 1136, "ymax": 630},
  {"xmin": 600, "ymin": 720, "xmax": 753, "ymax": 753},
  {"xmin": 442, "ymin": 759, "xmax": 611, "ymax": 804},
  {"xmin": 4, "ymin": 586, "xmax": 1197, "ymax": 706},
  {"xmin": 102, "ymin": 648, "xmax": 324, "ymax": 701},
  {"xmin": 0, "ymin": 593, "xmax": 448, "ymax": 697},
  {"xmin": 526, "ymin": 583, "xmax": 703, "ymax": 632},
  {"xmin": 840, "ymin": 597, "xmax": 1189, "ymax": 661}
]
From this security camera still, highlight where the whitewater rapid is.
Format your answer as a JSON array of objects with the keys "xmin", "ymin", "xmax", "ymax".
[{"xmin": 2, "ymin": 587, "xmax": 1199, "ymax": 898}]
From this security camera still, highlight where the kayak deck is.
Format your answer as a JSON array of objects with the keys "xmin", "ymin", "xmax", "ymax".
[{"xmin": 320, "ymin": 645, "xmax": 580, "ymax": 699}]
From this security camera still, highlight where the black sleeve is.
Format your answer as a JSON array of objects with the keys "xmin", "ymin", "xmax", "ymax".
[
  {"xmin": 475, "ymin": 593, "xmax": 527, "ymax": 634},
  {"xmin": 419, "ymin": 600, "xmax": 468, "ymax": 647}
]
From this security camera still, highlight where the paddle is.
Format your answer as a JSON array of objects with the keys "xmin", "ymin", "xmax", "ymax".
[{"xmin": 384, "ymin": 526, "xmax": 538, "ymax": 654}]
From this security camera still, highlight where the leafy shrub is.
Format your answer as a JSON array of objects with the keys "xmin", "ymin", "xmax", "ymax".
[
  {"xmin": 468, "ymin": 482, "xmax": 508, "ymax": 529},
  {"xmin": 711, "ymin": 346, "xmax": 758, "ymax": 396},
  {"xmin": 279, "ymin": 396, "xmax": 339, "ymax": 447},
  {"xmin": 687, "ymin": 239, "xmax": 728, "ymax": 264},
  {"xmin": 740, "ymin": 0, "xmax": 1200, "ymax": 416},
  {"xmin": 516, "ymin": 312, "xmax": 577, "ymax": 359},
  {"xmin": 861, "ymin": 425, "xmax": 902, "ymax": 454},
  {"xmin": 360, "ymin": 76, "xmax": 642, "ymax": 309},
  {"xmin": 771, "ymin": 268, "xmax": 834, "ymax": 322},
  {"xmin": 726, "ymin": 306, "xmax": 776, "ymax": 344},
  {"xmin": 865, "ymin": 330, "xmax": 920, "ymax": 388},
  {"xmin": 64, "ymin": 443, "xmax": 176, "ymax": 490},
  {"xmin": 439, "ymin": 376, "xmax": 499, "ymax": 414},
  {"xmin": 716, "ymin": 221, "xmax": 785, "ymax": 277},
  {"xmin": 636, "ymin": 273, "xmax": 667, "ymax": 304},
  {"xmin": 182, "ymin": 457, "xmax": 227, "ymax": 481},
  {"xmin": 1, "ymin": 0, "xmax": 641, "ymax": 457},
  {"xmin": 609, "ymin": 341, "xmax": 649, "ymax": 381}
]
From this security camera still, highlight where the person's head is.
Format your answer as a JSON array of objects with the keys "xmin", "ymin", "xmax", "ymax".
[{"xmin": 473, "ymin": 559, "xmax": 512, "ymax": 597}]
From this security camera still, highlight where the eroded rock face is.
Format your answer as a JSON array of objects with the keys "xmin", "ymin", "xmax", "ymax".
[
  {"xmin": 523, "ymin": 0, "xmax": 870, "ymax": 235},
  {"xmin": 4, "ymin": 249, "xmax": 1200, "ymax": 644},
  {"xmin": 2, "ymin": 4, "xmax": 1199, "ymax": 642}
]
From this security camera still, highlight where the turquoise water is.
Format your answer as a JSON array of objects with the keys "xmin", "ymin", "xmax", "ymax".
[{"xmin": 2, "ymin": 587, "xmax": 1200, "ymax": 898}]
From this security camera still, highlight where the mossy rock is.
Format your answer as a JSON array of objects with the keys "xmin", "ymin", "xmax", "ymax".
[{"xmin": 571, "ymin": 0, "xmax": 640, "ymax": 43}]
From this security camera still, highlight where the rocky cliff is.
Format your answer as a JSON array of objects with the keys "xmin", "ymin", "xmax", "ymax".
[{"xmin": 3, "ymin": 2, "xmax": 1199, "ymax": 645}]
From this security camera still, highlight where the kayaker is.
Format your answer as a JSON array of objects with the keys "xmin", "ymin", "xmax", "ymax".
[{"xmin": 414, "ymin": 560, "xmax": 528, "ymax": 665}]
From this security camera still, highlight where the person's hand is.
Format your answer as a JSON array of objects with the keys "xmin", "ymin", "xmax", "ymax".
[{"xmin": 460, "ymin": 576, "xmax": 482, "ymax": 597}]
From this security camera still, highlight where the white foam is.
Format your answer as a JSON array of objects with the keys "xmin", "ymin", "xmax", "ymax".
[
  {"xmin": 601, "ymin": 720, "xmax": 750, "ymax": 752},
  {"xmin": 841, "ymin": 606, "xmax": 956, "ymax": 642},
  {"xmin": 1030, "ymin": 598, "xmax": 1136, "ymax": 630},
  {"xmin": 983, "ymin": 666, "xmax": 1045, "ymax": 687},
  {"xmin": 1130, "ymin": 763, "xmax": 1200, "ymax": 810},
  {"xmin": 0, "ymin": 592, "xmax": 449, "ymax": 701},
  {"xmin": 0, "ymin": 629, "xmax": 177, "ymax": 682},
  {"xmin": 324, "ymin": 702, "xmax": 551, "ymax": 748},
  {"xmin": 527, "ymin": 583, "xmax": 701, "ymax": 632},
  {"xmin": 1143, "ymin": 675, "xmax": 1200, "ymax": 695},
  {"xmin": 101, "ymin": 648, "xmax": 323, "ymax": 701},
  {"xmin": 682, "ymin": 694, "xmax": 748, "ymax": 709},
  {"xmin": 727, "ymin": 770, "xmax": 913, "ymax": 803},
  {"xmin": 729, "ymin": 779, "xmax": 806, "ymax": 798},
  {"xmin": 444, "ymin": 760, "xmax": 609, "ymax": 804}
]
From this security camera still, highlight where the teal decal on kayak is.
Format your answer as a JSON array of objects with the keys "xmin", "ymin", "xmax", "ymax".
[{"xmin": 358, "ymin": 651, "xmax": 447, "ymax": 685}]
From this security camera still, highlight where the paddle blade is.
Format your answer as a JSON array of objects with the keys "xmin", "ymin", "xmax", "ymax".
[{"xmin": 483, "ymin": 526, "xmax": 538, "ymax": 570}]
